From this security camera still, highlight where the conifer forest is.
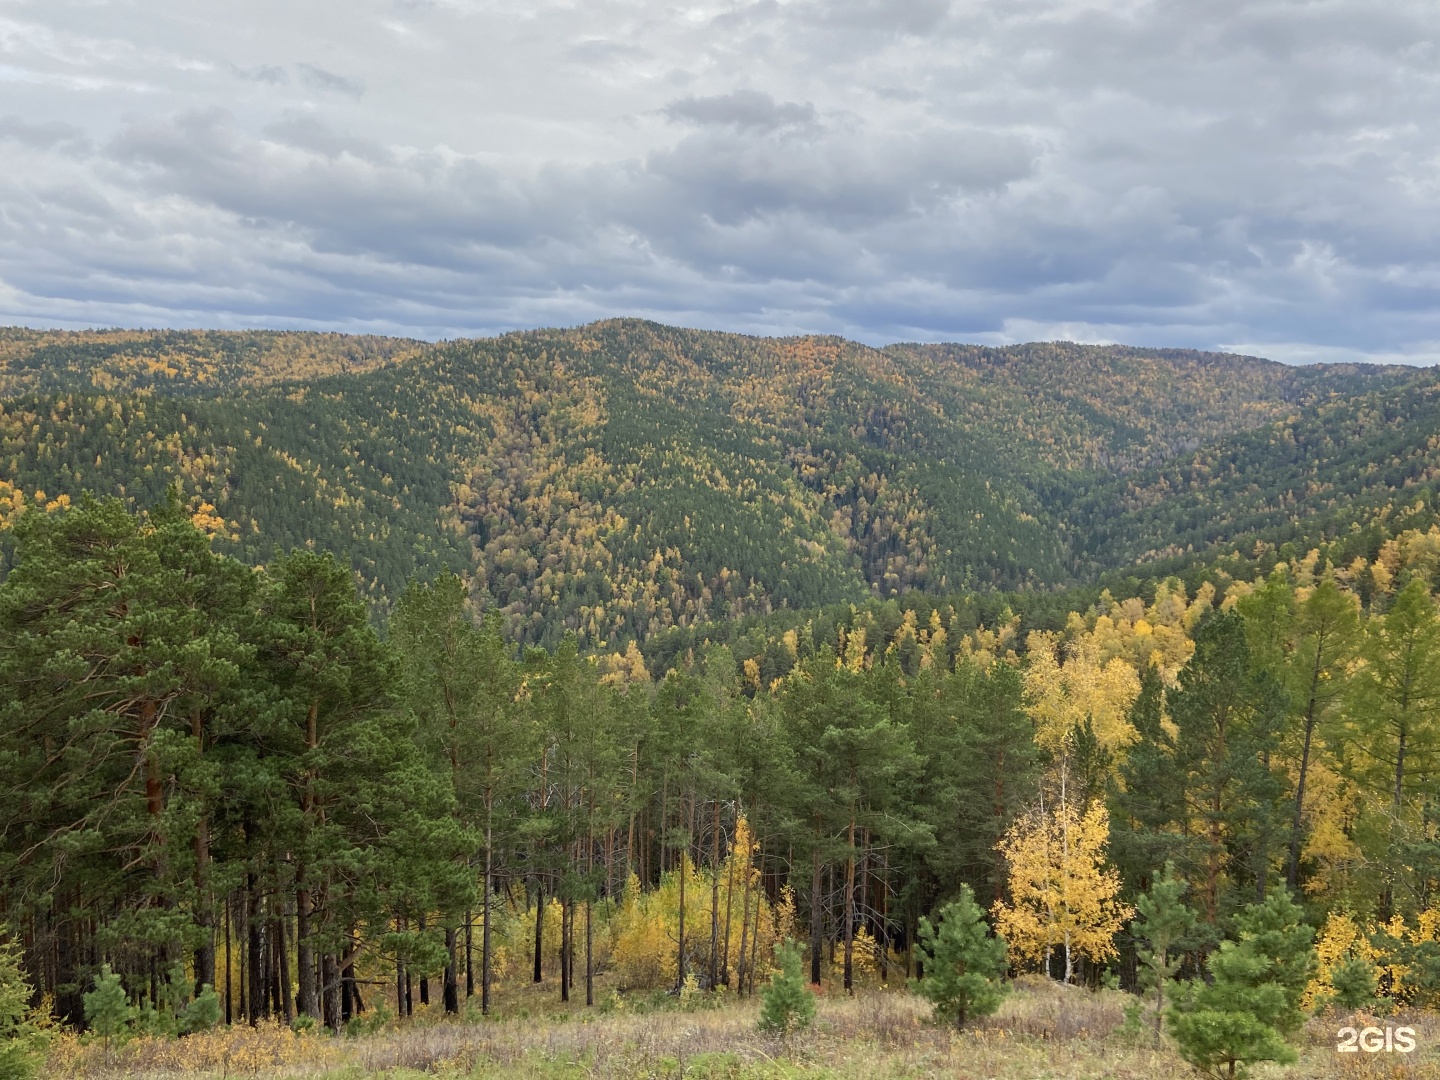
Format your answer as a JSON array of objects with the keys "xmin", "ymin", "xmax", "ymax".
[{"xmin": 3, "ymin": 322, "xmax": 1440, "ymax": 1077}]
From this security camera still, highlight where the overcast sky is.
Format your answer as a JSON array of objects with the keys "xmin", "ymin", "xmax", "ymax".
[{"xmin": 1, "ymin": 0, "xmax": 1437, "ymax": 361}]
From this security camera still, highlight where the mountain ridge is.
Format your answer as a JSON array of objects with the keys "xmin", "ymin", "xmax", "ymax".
[{"xmin": 0, "ymin": 319, "xmax": 1429, "ymax": 646}]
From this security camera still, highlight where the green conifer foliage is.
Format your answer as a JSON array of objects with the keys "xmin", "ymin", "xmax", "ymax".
[
  {"xmin": 758, "ymin": 941, "xmax": 816, "ymax": 1035},
  {"xmin": 1130, "ymin": 862, "xmax": 1198, "ymax": 1047},
  {"xmin": 1345, "ymin": 577, "xmax": 1440, "ymax": 914},
  {"xmin": 83, "ymin": 965, "xmax": 135, "ymax": 1060},
  {"xmin": 911, "ymin": 885, "xmax": 1008, "ymax": 1028},
  {"xmin": 1329, "ymin": 956, "xmax": 1380, "ymax": 1012},
  {"xmin": 1169, "ymin": 611, "xmax": 1287, "ymax": 922},
  {"xmin": 0, "ymin": 933, "xmax": 40, "ymax": 1080},
  {"xmin": 178, "ymin": 986, "xmax": 223, "ymax": 1035},
  {"xmin": 1109, "ymin": 666, "xmax": 1190, "ymax": 894},
  {"xmin": 1168, "ymin": 890, "xmax": 1317, "ymax": 1079}
]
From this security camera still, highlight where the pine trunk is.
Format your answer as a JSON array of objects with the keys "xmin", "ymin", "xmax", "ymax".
[
  {"xmin": 843, "ymin": 815, "xmax": 856, "ymax": 995},
  {"xmin": 810, "ymin": 823, "xmax": 823, "ymax": 987},
  {"xmin": 443, "ymin": 926, "xmax": 459, "ymax": 1013},
  {"xmin": 710, "ymin": 800, "xmax": 721, "ymax": 989}
]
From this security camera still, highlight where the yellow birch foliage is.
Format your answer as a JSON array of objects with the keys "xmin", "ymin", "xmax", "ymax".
[
  {"xmin": 612, "ymin": 872, "xmax": 677, "ymax": 989},
  {"xmin": 772, "ymin": 884, "xmax": 797, "ymax": 950},
  {"xmin": 1380, "ymin": 909, "xmax": 1440, "ymax": 1008},
  {"xmin": 497, "ymin": 896, "xmax": 565, "ymax": 984},
  {"xmin": 596, "ymin": 640, "xmax": 651, "ymax": 686},
  {"xmin": 919, "ymin": 609, "xmax": 949, "ymax": 671},
  {"xmin": 1304, "ymin": 912, "xmax": 1380, "ymax": 1009},
  {"xmin": 1024, "ymin": 632, "xmax": 1141, "ymax": 752},
  {"xmin": 993, "ymin": 800, "xmax": 1133, "ymax": 971},
  {"xmin": 1022, "ymin": 580, "xmax": 1213, "ymax": 758},
  {"xmin": 0, "ymin": 481, "xmax": 27, "ymax": 530},
  {"xmin": 1065, "ymin": 582, "xmax": 1199, "ymax": 683},
  {"xmin": 848, "ymin": 926, "xmax": 896, "ymax": 987},
  {"xmin": 611, "ymin": 816, "xmax": 776, "ymax": 990},
  {"xmin": 956, "ymin": 613, "xmax": 1021, "ymax": 667},
  {"xmin": 724, "ymin": 815, "xmax": 779, "ymax": 975},
  {"xmin": 452, "ymin": 895, "xmax": 522, "ymax": 991},
  {"xmin": 1303, "ymin": 908, "xmax": 1440, "ymax": 1009},
  {"xmin": 1294, "ymin": 760, "xmax": 1364, "ymax": 897}
]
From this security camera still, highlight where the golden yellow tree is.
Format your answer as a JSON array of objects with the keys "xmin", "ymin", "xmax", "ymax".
[
  {"xmin": 1024, "ymin": 631, "xmax": 1141, "ymax": 753},
  {"xmin": 610, "ymin": 816, "xmax": 778, "ymax": 993},
  {"xmin": 1303, "ymin": 911, "xmax": 1380, "ymax": 1009},
  {"xmin": 993, "ymin": 799, "xmax": 1132, "ymax": 983}
]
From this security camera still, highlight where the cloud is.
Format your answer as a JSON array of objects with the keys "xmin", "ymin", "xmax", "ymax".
[
  {"xmin": 0, "ymin": 115, "xmax": 88, "ymax": 150},
  {"xmin": 663, "ymin": 90, "xmax": 818, "ymax": 133},
  {"xmin": 295, "ymin": 63, "xmax": 364, "ymax": 97},
  {"xmin": 233, "ymin": 63, "xmax": 289, "ymax": 85},
  {"xmin": 566, "ymin": 39, "xmax": 650, "ymax": 66},
  {"xmin": 0, "ymin": 0, "xmax": 1434, "ymax": 362},
  {"xmin": 232, "ymin": 62, "xmax": 363, "ymax": 97}
]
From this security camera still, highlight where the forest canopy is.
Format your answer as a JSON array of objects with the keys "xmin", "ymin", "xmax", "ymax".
[
  {"xmin": 0, "ymin": 321, "xmax": 1431, "ymax": 650},
  {"xmin": 3, "ymin": 322, "xmax": 1440, "ymax": 1070}
]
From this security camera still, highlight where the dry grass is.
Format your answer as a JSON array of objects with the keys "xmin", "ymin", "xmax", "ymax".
[{"xmin": 39, "ymin": 979, "xmax": 1440, "ymax": 1080}]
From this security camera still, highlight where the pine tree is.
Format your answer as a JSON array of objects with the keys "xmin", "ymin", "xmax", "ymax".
[
  {"xmin": 1169, "ymin": 611, "xmax": 1287, "ymax": 922},
  {"xmin": 758, "ymin": 940, "xmax": 816, "ymax": 1035},
  {"xmin": 83, "ymin": 965, "xmax": 135, "ymax": 1061},
  {"xmin": 1109, "ymin": 665, "xmax": 1191, "ymax": 895},
  {"xmin": 392, "ymin": 575, "xmax": 523, "ymax": 1013},
  {"xmin": 0, "ymin": 933, "xmax": 40, "ymax": 1080},
  {"xmin": 1168, "ymin": 889, "xmax": 1317, "ymax": 1079},
  {"xmin": 1130, "ymin": 863, "xmax": 1197, "ymax": 1046},
  {"xmin": 1329, "ymin": 956, "xmax": 1379, "ymax": 1012},
  {"xmin": 911, "ymin": 886, "xmax": 1008, "ymax": 1028},
  {"xmin": 0, "ymin": 494, "xmax": 252, "ymax": 1024},
  {"xmin": 178, "ymin": 986, "xmax": 223, "ymax": 1035},
  {"xmin": 261, "ymin": 549, "xmax": 467, "ymax": 1030},
  {"xmin": 944, "ymin": 659, "xmax": 1041, "ymax": 908},
  {"xmin": 779, "ymin": 649, "xmax": 920, "ymax": 988}
]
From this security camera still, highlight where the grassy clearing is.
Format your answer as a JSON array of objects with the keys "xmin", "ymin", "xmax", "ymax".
[{"xmin": 40, "ymin": 977, "xmax": 1440, "ymax": 1079}]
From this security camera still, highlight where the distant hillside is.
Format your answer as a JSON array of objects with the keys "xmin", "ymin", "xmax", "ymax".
[
  {"xmin": 883, "ymin": 340, "xmax": 1394, "ymax": 471},
  {"xmin": 1067, "ymin": 364, "xmax": 1440, "ymax": 569},
  {"xmin": 0, "ymin": 319, "xmax": 1423, "ymax": 645},
  {"xmin": 0, "ymin": 328, "xmax": 424, "ymax": 395}
]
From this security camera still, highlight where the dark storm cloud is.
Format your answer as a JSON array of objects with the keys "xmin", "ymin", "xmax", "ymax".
[{"xmin": 0, "ymin": 0, "xmax": 1436, "ymax": 361}]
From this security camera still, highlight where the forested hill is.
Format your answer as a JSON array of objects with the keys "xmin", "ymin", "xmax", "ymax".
[
  {"xmin": 0, "ymin": 327, "xmax": 424, "ymax": 394},
  {"xmin": 1069, "ymin": 369, "xmax": 1440, "ymax": 573},
  {"xmin": 0, "ymin": 320, "xmax": 1427, "ymax": 646}
]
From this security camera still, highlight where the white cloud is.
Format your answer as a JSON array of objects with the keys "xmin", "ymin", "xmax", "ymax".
[{"xmin": 0, "ymin": 0, "xmax": 1435, "ymax": 359}]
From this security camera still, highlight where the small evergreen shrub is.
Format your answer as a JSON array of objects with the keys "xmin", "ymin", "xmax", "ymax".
[
  {"xmin": 758, "ymin": 940, "xmax": 816, "ymax": 1035},
  {"xmin": 178, "ymin": 985, "xmax": 223, "ymax": 1035},
  {"xmin": 83, "ymin": 964, "xmax": 135, "ymax": 1064},
  {"xmin": 1168, "ymin": 889, "xmax": 1317, "ymax": 1079},
  {"xmin": 1129, "ymin": 863, "xmax": 1198, "ymax": 1047},
  {"xmin": 1329, "ymin": 955, "xmax": 1380, "ymax": 1012},
  {"xmin": 0, "ymin": 933, "xmax": 41, "ymax": 1080},
  {"xmin": 910, "ymin": 885, "xmax": 1008, "ymax": 1028}
]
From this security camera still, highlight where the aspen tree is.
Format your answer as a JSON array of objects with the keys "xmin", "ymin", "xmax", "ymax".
[{"xmin": 994, "ymin": 792, "xmax": 1132, "ymax": 982}]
